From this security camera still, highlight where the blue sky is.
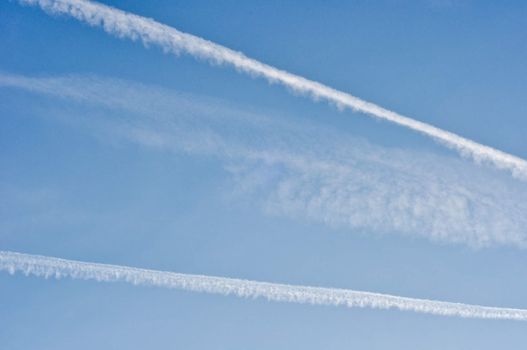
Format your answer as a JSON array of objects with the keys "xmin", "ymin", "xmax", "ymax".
[{"xmin": 1, "ymin": 0, "xmax": 527, "ymax": 348}]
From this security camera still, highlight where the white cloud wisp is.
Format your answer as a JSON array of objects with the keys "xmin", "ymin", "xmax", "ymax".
[{"xmin": 2, "ymin": 72, "xmax": 527, "ymax": 248}]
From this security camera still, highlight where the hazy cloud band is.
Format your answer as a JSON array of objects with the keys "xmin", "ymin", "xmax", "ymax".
[{"xmin": 2, "ymin": 72, "xmax": 527, "ymax": 248}]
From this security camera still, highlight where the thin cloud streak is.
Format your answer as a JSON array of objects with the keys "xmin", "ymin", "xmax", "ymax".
[
  {"xmin": 17, "ymin": 0, "xmax": 527, "ymax": 180},
  {"xmin": 2, "ymin": 250, "xmax": 527, "ymax": 321}
]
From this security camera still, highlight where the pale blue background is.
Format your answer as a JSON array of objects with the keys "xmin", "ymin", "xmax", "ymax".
[{"xmin": 1, "ymin": 0, "xmax": 527, "ymax": 348}]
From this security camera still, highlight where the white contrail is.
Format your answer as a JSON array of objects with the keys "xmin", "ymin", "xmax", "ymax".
[
  {"xmin": 17, "ymin": 0, "xmax": 527, "ymax": 180},
  {"xmin": 1, "ymin": 251, "xmax": 526, "ymax": 321}
]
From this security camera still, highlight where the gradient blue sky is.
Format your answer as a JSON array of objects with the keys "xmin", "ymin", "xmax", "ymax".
[{"xmin": 1, "ymin": 0, "xmax": 527, "ymax": 348}]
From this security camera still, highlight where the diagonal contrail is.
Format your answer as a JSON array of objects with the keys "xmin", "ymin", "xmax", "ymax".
[
  {"xmin": 17, "ymin": 0, "xmax": 527, "ymax": 180},
  {"xmin": 1, "ymin": 250, "xmax": 527, "ymax": 321}
]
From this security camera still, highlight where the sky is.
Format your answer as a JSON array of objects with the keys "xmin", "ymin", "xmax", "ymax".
[{"xmin": 1, "ymin": 0, "xmax": 527, "ymax": 348}]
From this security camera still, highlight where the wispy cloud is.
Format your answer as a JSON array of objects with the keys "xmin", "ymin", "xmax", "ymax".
[
  {"xmin": 16, "ymin": 0, "xmax": 527, "ymax": 180},
  {"xmin": 2, "ymin": 250, "xmax": 527, "ymax": 321},
  {"xmin": 2, "ymin": 72, "xmax": 526, "ymax": 248}
]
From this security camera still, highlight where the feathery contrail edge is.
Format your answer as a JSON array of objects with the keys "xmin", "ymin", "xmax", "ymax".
[{"xmin": 1, "ymin": 251, "xmax": 526, "ymax": 321}]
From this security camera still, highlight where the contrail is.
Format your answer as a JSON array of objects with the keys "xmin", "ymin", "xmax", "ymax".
[
  {"xmin": 17, "ymin": 0, "xmax": 527, "ymax": 180},
  {"xmin": 1, "ymin": 251, "xmax": 527, "ymax": 321}
]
